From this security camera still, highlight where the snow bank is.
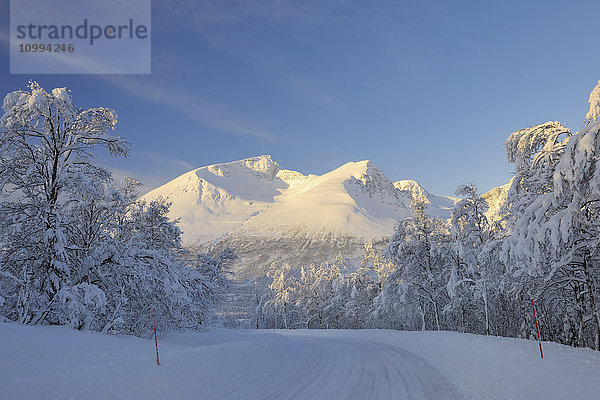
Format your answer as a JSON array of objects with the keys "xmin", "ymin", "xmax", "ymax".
[{"xmin": 0, "ymin": 323, "xmax": 308, "ymax": 399}]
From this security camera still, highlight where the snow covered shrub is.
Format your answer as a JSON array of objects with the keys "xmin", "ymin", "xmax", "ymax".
[{"xmin": 55, "ymin": 283, "xmax": 107, "ymax": 331}]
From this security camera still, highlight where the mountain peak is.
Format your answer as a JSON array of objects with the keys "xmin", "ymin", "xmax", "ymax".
[
  {"xmin": 143, "ymin": 157, "xmax": 459, "ymax": 245},
  {"xmin": 141, "ymin": 156, "xmax": 463, "ymax": 275},
  {"xmin": 394, "ymin": 180, "xmax": 430, "ymax": 199},
  {"xmin": 202, "ymin": 155, "xmax": 280, "ymax": 180},
  {"xmin": 330, "ymin": 159, "xmax": 381, "ymax": 179}
]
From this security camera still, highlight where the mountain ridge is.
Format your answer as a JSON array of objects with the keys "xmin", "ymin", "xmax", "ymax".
[{"xmin": 142, "ymin": 155, "xmax": 507, "ymax": 276}]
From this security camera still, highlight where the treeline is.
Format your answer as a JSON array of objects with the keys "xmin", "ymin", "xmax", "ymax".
[
  {"xmin": 0, "ymin": 82, "xmax": 231, "ymax": 337},
  {"xmin": 257, "ymin": 83, "xmax": 600, "ymax": 350}
]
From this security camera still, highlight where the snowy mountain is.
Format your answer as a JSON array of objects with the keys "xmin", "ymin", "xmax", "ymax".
[
  {"xmin": 142, "ymin": 155, "xmax": 459, "ymax": 277},
  {"xmin": 393, "ymin": 179, "xmax": 458, "ymax": 219},
  {"xmin": 140, "ymin": 155, "xmax": 293, "ymax": 244},
  {"xmin": 482, "ymin": 179, "xmax": 512, "ymax": 222}
]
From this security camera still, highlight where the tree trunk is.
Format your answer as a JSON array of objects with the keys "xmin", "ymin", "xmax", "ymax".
[
  {"xmin": 582, "ymin": 256, "xmax": 600, "ymax": 350},
  {"xmin": 573, "ymin": 283, "xmax": 584, "ymax": 347},
  {"xmin": 433, "ymin": 301, "xmax": 441, "ymax": 331},
  {"xmin": 419, "ymin": 300, "xmax": 426, "ymax": 331},
  {"xmin": 483, "ymin": 283, "xmax": 490, "ymax": 335}
]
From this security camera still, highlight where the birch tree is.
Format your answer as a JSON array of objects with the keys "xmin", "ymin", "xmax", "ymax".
[{"xmin": 0, "ymin": 81, "xmax": 128, "ymax": 325}]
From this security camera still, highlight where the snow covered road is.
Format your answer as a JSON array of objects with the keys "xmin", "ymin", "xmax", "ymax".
[
  {"xmin": 229, "ymin": 336, "xmax": 462, "ymax": 400},
  {"xmin": 2, "ymin": 322, "xmax": 600, "ymax": 399}
]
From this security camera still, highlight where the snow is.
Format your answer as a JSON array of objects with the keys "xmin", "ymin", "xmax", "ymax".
[
  {"xmin": 0, "ymin": 322, "xmax": 303, "ymax": 399},
  {"xmin": 283, "ymin": 329, "xmax": 600, "ymax": 400},
  {"xmin": 233, "ymin": 160, "xmax": 413, "ymax": 239},
  {"xmin": 2, "ymin": 322, "xmax": 599, "ymax": 399},
  {"xmin": 482, "ymin": 178, "xmax": 512, "ymax": 222},
  {"xmin": 142, "ymin": 156, "xmax": 457, "ymax": 244},
  {"xmin": 394, "ymin": 179, "xmax": 460, "ymax": 219},
  {"xmin": 142, "ymin": 156, "xmax": 460, "ymax": 277},
  {"xmin": 585, "ymin": 80, "xmax": 600, "ymax": 122}
]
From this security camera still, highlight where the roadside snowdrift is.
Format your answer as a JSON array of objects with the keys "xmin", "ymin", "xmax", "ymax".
[{"xmin": 0, "ymin": 323, "xmax": 306, "ymax": 399}]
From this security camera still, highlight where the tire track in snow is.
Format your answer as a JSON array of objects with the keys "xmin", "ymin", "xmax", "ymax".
[{"xmin": 225, "ymin": 336, "xmax": 463, "ymax": 400}]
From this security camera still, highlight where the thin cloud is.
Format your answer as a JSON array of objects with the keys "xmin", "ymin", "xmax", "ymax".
[
  {"xmin": 144, "ymin": 152, "xmax": 195, "ymax": 171},
  {"xmin": 106, "ymin": 166, "xmax": 165, "ymax": 195},
  {"xmin": 154, "ymin": 0, "xmax": 347, "ymax": 111},
  {"xmin": 288, "ymin": 77, "xmax": 343, "ymax": 109},
  {"xmin": 101, "ymin": 75, "xmax": 278, "ymax": 141},
  {"xmin": 0, "ymin": 30, "xmax": 8, "ymax": 47},
  {"xmin": 154, "ymin": 0, "xmax": 347, "ymax": 28}
]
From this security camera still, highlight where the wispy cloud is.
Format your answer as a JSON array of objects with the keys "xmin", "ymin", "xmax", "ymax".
[
  {"xmin": 0, "ymin": 31, "xmax": 9, "ymax": 48},
  {"xmin": 100, "ymin": 75, "xmax": 278, "ymax": 141},
  {"xmin": 106, "ymin": 166, "xmax": 165, "ymax": 195},
  {"xmin": 288, "ymin": 77, "xmax": 344, "ymax": 109},
  {"xmin": 155, "ymin": 0, "xmax": 347, "ymax": 28},
  {"xmin": 3, "ymin": 31, "xmax": 276, "ymax": 141},
  {"xmin": 154, "ymin": 0, "xmax": 347, "ymax": 111},
  {"xmin": 144, "ymin": 152, "xmax": 194, "ymax": 171},
  {"xmin": 105, "ymin": 151, "xmax": 197, "ymax": 195}
]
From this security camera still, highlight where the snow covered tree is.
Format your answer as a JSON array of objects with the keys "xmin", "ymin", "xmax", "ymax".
[
  {"xmin": 294, "ymin": 259, "xmax": 343, "ymax": 328},
  {"xmin": 0, "ymin": 83, "xmax": 229, "ymax": 337},
  {"xmin": 193, "ymin": 247, "xmax": 237, "ymax": 321},
  {"xmin": 501, "ymin": 121, "xmax": 570, "ymax": 281},
  {"xmin": 447, "ymin": 183, "xmax": 492, "ymax": 334},
  {"xmin": 548, "ymin": 113, "xmax": 600, "ymax": 349},
  {"xmin": 385, "ymin": 198, "xmax": 450, "ymax": 330},
  {"xmin": 452, "ymin": 184, "xmax": 489, "ymax": 247},
  {"xmin": 264, "ymin": 262, "xmax": 299, "ymax": 329},
  {"xmin": 586, "ymin": 80, "xmax": 600, "ymax": 123},
  {"xmin": 499, "ymin": 81, "xmax": 600, "ymax": 349},
  {"xmin": 499, "ymin": 121, "xmax": 573, "ymax": 343},
  {"xmin": 91, "ymin": 197, "xmax": 233, "ymax": 336},
  {"xmin": 0, "ymin": 81, "xmax": 128, "ymax": 325},
  {"xmin": 361, "ymin": 240, "xmax": 395, "ymax": 287}
]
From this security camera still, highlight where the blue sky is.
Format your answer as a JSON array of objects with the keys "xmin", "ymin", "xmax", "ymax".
[{"xmin": 1, "ymin": 0, "xmax": 599, "ymax": 195}]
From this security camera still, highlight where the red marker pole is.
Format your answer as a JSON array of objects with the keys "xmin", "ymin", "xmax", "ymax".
[
  {"xmin": 530, "ymin": 298, "xmax": 544, "ymax": 359},
  {"xmin": 153, "ymin": 309, "xmax": 160, "ymax": 366}
]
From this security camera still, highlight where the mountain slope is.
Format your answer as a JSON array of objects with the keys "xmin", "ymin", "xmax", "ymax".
[
  {"xmin": 142, "ymin": 156, "xmax": 459, "ymax": 276},
  {"xmin": 483, "ymin": 178, "xmax": 512, "ymax": 223},
  {"xmin": 231, "ymin": 160, "xmax": 413, "ymax": 240},
  {"xmin": 143, "ymin": 155, "xmax": 301, "ymax": 243},
  {"xmin": 393, "ymin": 180, "xmax": 459, "ymax": 219}
]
